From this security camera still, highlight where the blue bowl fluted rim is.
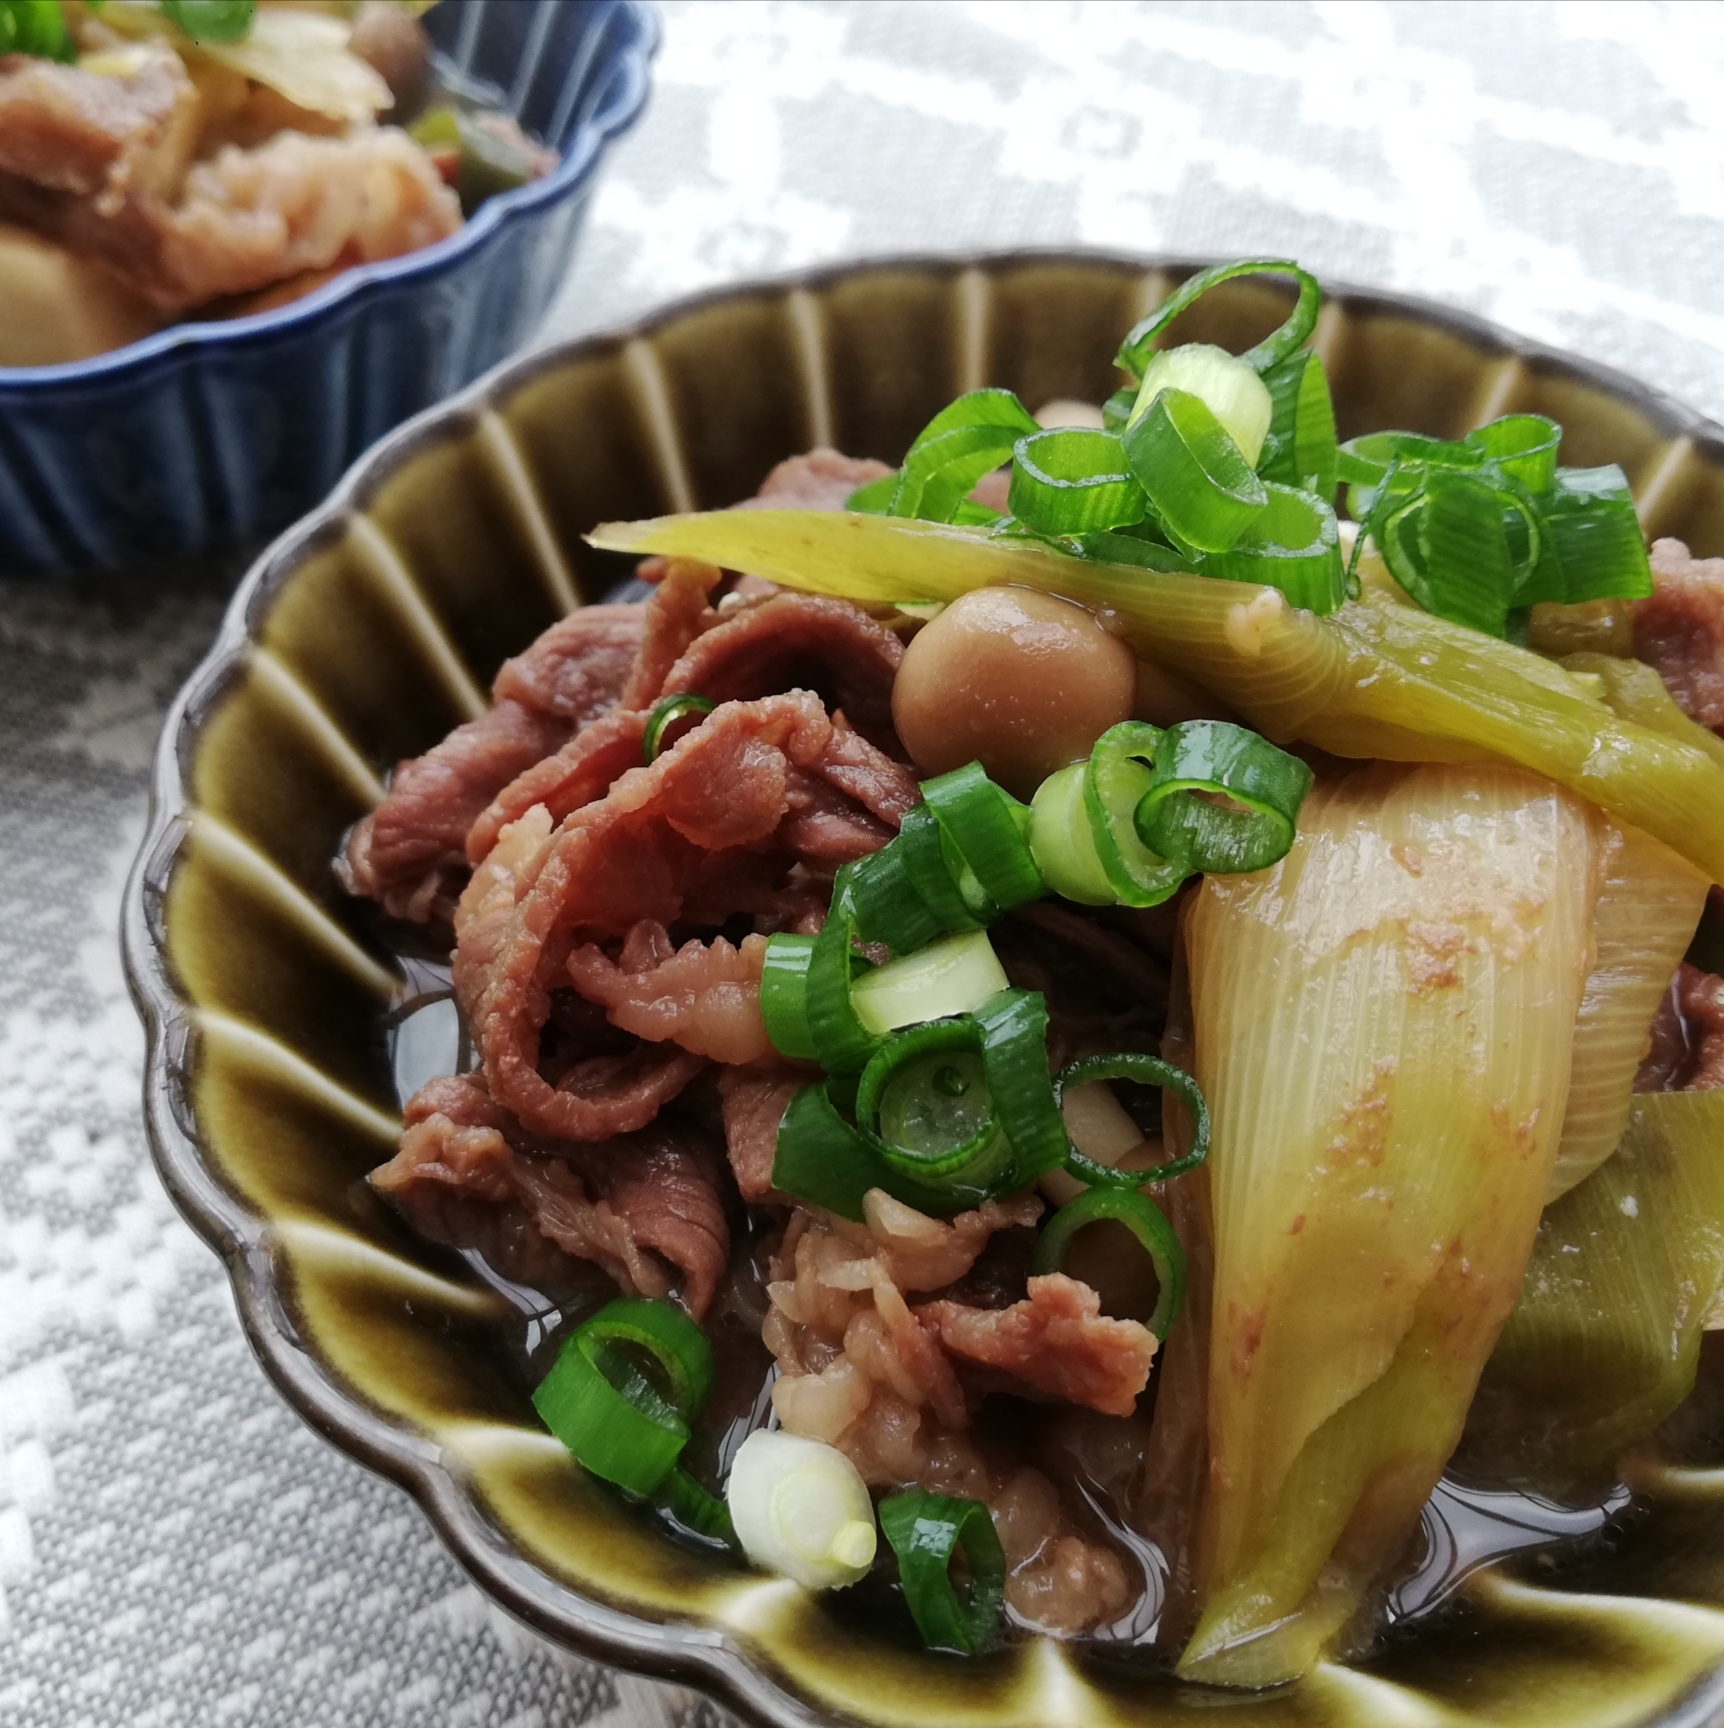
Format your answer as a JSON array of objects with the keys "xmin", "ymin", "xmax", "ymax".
[
  {"xmin": 0, "ymin": 0, "xmax": 658, "ymax": 394},
  {"xmin": 122, "ymin": 249, "xmax": 1724, "ymax": 1728}
]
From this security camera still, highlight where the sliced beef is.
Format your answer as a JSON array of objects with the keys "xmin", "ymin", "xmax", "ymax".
[
  {"xmin": 803, "ymin": 718, "xmax": 920, "ymax": 828},
  {"xmin": 0, "ymin": 44, "xmax": 198, "ymax": 204},
  {"xmin": 761, "ymin": 1196, "xmax": 1131, "ymax": 1635},
  {"xmin": 339, "ymin": 698, "xmax": 566, "ymax": 924},
  {"xmin": 493, "ymin": 603, "xmax": 649, "ymax": 726},
  {"xmin": 717, "ymin": 1065, "xmax": 804, "ymax": 1199},
  {"xmin": 453, "ymin": 803, "xmax": 554, "ymax": 1017},
  {"xmin": 1635, "ymin": 540, "xmax": 1724, "ymax": 733},
  {"xmin": 468, "ymin": 693, "xmax": 902, "ymax": 1140},
  {"xmin": 537, "ymin": 1042, "xmax": 708, "ymax": 1139},
  {"xmin": 465, "ymin": 707, "xmax": 648, "ymax": 866},
  {"xmin": 1, "ymin": 102, "xmax": 461, "ymax": 312},
  {"xmin": 566, "ymin": 921, "xmax": 772, "ymax": 1065},
  {"xmin": 375, "ymin": 1072, "xmax": 729, "ymax": 1316},
  {"xmin": 919, "ymin": 1274, "xmax": 1158, "ymax": 1419},
  {"xmin": 341, "ymin": 604, "xmax": 643, "ymax": 923},
  {"xmin": 1635, "ymin": 962, "xmax": 1724, "ymax": 1092},
  {"xmin": 662, "ymin": 591, "xmax": 905, "ymax": 738},
  {"xmin": 618, "ymin": 558, "xmax": 722, "ymax": 709},
  {"xmin": 739, "ymin": 449, "xmax": 893, "ymax": 513},
  {"xmin": 763, "ymin": 1193, "xmax": 1044, "ymax": 1453}
]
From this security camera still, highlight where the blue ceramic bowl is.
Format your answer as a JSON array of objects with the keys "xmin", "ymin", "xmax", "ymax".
[{"xmin": 0, "ymin": 0, "xmax": 656, "ymax": 575}]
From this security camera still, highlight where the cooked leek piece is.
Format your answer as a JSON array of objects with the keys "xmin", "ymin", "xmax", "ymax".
[
  {"xmin": 1178, "ymin": 762, "xmax": 1598, "ymax": 1687},
  {"xmin": 586, "ymin": 511, "xmax": 1724, "ymax": 885},
  {"xmin": 1564, "ymin": 649, "xmax": 1724, "ymax": 777},
  {"xmin": 1548, "ymin": 821, "xmax": 1707, "ymax": 1199},
  {"xmin": 1468, "ymin": 1091, "xmax": 1724, "ymax": 1489}
]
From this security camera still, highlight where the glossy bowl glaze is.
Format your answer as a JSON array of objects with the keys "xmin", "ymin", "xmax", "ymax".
[
  {"xmin": 0, "ymin": 0, "xmax": 655, "ymax": 575},
  {"xmin": 125, "ymin": 253, "xmax": 1724, "ymax": 1728}
]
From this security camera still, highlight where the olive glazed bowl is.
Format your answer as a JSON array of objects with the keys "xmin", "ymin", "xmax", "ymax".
[
  {"xmin": 125, "ymin": 253, "xmax": 1724, "ymax": 1728},
  {"xmin": 0, "ymin": 0, "xmax": 655, "ymax": 575}
]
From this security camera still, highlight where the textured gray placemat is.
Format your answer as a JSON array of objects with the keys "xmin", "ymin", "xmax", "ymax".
[{"xmin": 3, "ymin": 4, "xmax": 1722, "ymax": 1723}]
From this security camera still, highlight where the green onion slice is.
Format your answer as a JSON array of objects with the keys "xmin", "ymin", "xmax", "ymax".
[
  {"xmin": 840, "ymin": 841, "xmax": 943, "ymax": 954},
  {"xmin": 1466, "ymin": 413, "xmax": 1560, "ymax": 494},
  {"xmin": 161, "ymin": 0, "xmax": 256, "ymax": 45},
  {"xmin": 1532, "ymin": 465, "xmax": 1653, "ymax": 606},
  {"xmin": 1129, "ymin": 344, "xmax": 1274, "ymax": 465},
  {"xmin": 1256, "ymin": 349, "xmax": 1338, "ymax": 503},
  {"xmin": 1122, "ymin": 388, "xmax": 1268, "ymax": 553},
  {"xmin": 1198, "ymin": 481, "xmax": 1345, "ymax": 614},
  {"xmin": 972, "ymin": 988, "xmax": 1070, "ymax": 1181},
  {"xmin": 532, "ymin": 1298, "xmax": 714, "ymax": 1497},
  {"xmin": 805, "ymin": 897, "xmax": 883, "ymax": 1075},
  {"xmin": 0, "ymin": 0, "xmax": 74, "ymax": 60},
  {"xmin": 760, "ymin": 933, "xmax": 818, "ymax": 1061},
  {"xmin": 1027, "ymin": 763, "xmax": 1115, "ymax": 905},
  {"xmin": 1100, "ymin": 385, "xmax": 1138, "ymax": 433},
  {"xmin": 850, "ymin": 930, "xmax": 1009, "ymax": 1037},
  {"xmin": 1377, "ymin": 467, "xmax": 1529, "ymax": 638},
  {"xmin": 1084, "ymin": 722, "xmax": 1189, "ymax": 908},
  {"xmin": 855, "ymin": 1019, "xmax": 1013, "ymax": 1193},
  {"xmin": 897, "ymin": 805, "xmax": 988, "ymax": 933},
  {"xmin": 771, "ymin": 1082, "xmax": 883, "ymax": 1220},
  {"xmin": 1055, "ymin": 1052, "xmax": 1211, "ymax": 1186},
  {"xmin": 1031, "ymin": 1187, "xmax": 1187, "ymax": 1339},
  {"xmin": 1068, "ymin": 528, "xmax": 1196, "ymax": 573},
  {"xmin": 846, "ymin": 473, "xmax": 899, "ymax": 513},
  {"xmin": 878, "ymin": 1491, "xmax": 1006, "ymax": 1655},
  {"xmin": 1116, "ymin": 259, "xmax": 1320, "ymax": 383},
  {"xmin": 921, "ymin": 762, "xmax": 1045, "ymax": 911},
  {"xmin": 1007, "ymin": 429, "xmax": 1148, "ymax": 535},
  {"xmin": 642, "ymin": 693, "xmax": 715, "ymax": 762},
  {"xmin": 656, "ymin": 1464, "xmax": 738, "ymax": 1548},
  {"xmin": 1338, "ymin": 428, "xmax": 1482, "ymax": 496},
  {"xmin": 1134, "ymin": 720, "xmax": 1314, "ymax": 874},
  {"xmin": 890, "ymin": 390, "xmax": 1041, "ymax": 523},
  {"xmin": 772, "ymin": 1080, "xmax": 953, "ymax": 1220}
]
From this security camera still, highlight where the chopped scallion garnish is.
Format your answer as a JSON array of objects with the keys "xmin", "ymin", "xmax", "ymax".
[
  {"xmin": 1130, "ymin": 343, "xmax": 1273, "ymax": 465},
  {"xmin": 642, "ymin": 692, "xmax": 715, "ymax": 762},
  {"xmin": 1134, "ymin": 720, "xmax": 1314, "ymax": 875},
  {"xmin": 1114, "ymin": 259, "xmax": 1321, "ymax": 384},
  {"xmin": 532, "ymin": 1298, "xmax": 715, "ymax": 1498},
  {"xmin": 854, "ymin": 1018, "xmax": 1013, "ymax": 1192},
  {"xmin": 1084, "ymin": 721, "xmax": 1189, "ymax": 907},
  {"xmin": 759, "ymin": 932, "xmax": 818, "ymax": 1061},
  {"xmin": 1055, "ymin": 1052, "xmax": 1211, "ymax": 1188},
  {"xmin": 849, "ymin": 930, "xmax": 1009, "ymax": 1037},
  {"xmin": 1007, "ymin": 427, "xmax": 1147, "ymax": 535},
  {"xmin": 919, "ymin": 761, "xmax": 1043, "ymax": 912},
  {"xmin": 1121, "ymin": 387, "xmax": 1269, "ymax": 554},
  {"xmin": 878, "ymin": 1491, "xmax": 1006, "ymax": 1655},
  {"xmin": 1031, "ymin": 1186, "xmax": 1187, "ymax": 1339}
]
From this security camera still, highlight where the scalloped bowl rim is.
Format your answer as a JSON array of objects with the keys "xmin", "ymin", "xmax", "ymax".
[
  {"xmin": 0, "ymin": 0, "xmax": 658, "ymax": 391},
  {"xmin": 122, "ymin": 249, "xmax": 1724, "ymax": 1728}
]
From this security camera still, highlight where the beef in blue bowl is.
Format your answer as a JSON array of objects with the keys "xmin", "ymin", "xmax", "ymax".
[{"xmin": 0, "ymin": 0, "xmax": 655, "ymax": 573}]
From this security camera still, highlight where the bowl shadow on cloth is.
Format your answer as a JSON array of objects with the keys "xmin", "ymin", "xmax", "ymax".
[{"xmin": 125, "ymin": 251, "xmax": 1724, "ymax": 1728}]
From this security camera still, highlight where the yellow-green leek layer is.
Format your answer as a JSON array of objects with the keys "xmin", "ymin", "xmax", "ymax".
[
  {"xmin": 587, "ymin": 512, "xmax": 1724, "ymax": 886},
  {"xmin": 1469, "ymin": 1089, "xmax": 1724, "ymax": 1490},
  {"xmin": 1548, "ymin": 821, "xmax": 1707, "ymax": 1200},
  {"xmin": 1179, "ymin": 762, "xmax": 1597, "ymax": 1687}
]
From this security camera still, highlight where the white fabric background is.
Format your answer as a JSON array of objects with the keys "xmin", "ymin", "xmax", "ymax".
[{"xmin": 2, "ymin": 4, "xmax": 1722, "ymax": 1723}]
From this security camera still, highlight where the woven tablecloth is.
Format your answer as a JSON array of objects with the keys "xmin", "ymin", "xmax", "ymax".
[{"xmin": 5, "ymin": 4, "xmax": 1723, "ymax": 1723}]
